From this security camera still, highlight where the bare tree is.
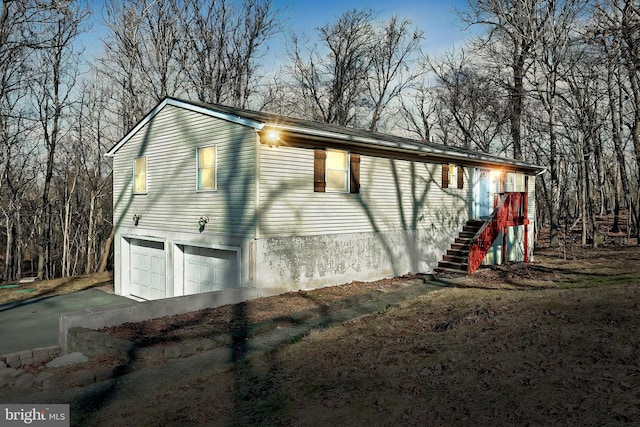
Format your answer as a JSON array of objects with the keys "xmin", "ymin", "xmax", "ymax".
[
  {"xmin": 366, "ymin": 16, "xmax": 423, "ymax": 131},
  {"xmin": 427, "ymin": 49, "xmax": 510, "ymax": 153},
  {"xmin": 31, "ymin": 0, "xmax": 88, "ymax": 279},
  {"xmin": 179, "ymin": 0, "xmax": 281, "ymax": 107},
  {"xmin": 460, "ymin": 0, "xmax": 549, "ymax": 160},
  {"xmin": 287, "ymin": 9, "xmax": 375, "ymax": 126}
]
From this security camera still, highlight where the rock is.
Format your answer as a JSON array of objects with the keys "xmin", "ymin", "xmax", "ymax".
[{"xmin": 46, "ymin": 352, "xmax": 89, "ymax": 368}]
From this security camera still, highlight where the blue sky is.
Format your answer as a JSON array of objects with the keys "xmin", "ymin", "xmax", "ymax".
[
  {"xmin": 278, "ymin": 0, "xmax": 471, "ymax": 49},
  {"xmin": 82, "ymin": 0, "xmax": 474, "ymax": 69}
]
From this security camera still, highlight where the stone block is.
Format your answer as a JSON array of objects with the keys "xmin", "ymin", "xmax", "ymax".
[
  {"xmin": 33, "ymin": 372, "xmax": 55, "ymax": 388},
  {"xmin": 147, "ymin": 347, "xmax": 164, "ymax": 359},
  {"xmin": 179, "ymin": 341, "xmax": 199, "ymax": 357},
  {"xmin": 132, "ymin": 347, "xmax": 149, "ymax": 360},
  {"xmin": 20, "ymin": 357, "xmax": 35, "ymax": 367},
  {"xmin": 32, "ymin": 347, "xmax": 51, "ymax": 358},
  {"xmin": 49, "ymin": 346, "xmax": 61, "ymax": 355},
  {"xmin": 2, "ymin": 353, "xmax": 20, "ymax": 363},
  {"xmin": 14, "ymin": 373, "xmax": 35, "ymax": 389},
  {"xmin": 0, "ymin": 367, "xmax": 21, "ymax": 381},
  {"xmin": 94, "ymin": 367, "xmax": 116, "ymax": 383},
  {"xmin": 197, "ymin": 338, "xmax": 217, "ymax": 351},
  {"xmin": 163, "ymin": 346, "xmax": 181, "ymax": 359},
  {"xmin": 7, "ymin": 359, "xmax": 21, "ymax": 368},
  {"xmin": 72, "ymin": 371, "xmax": 96, "ymax": 387},
  {"xmin": 18, "ymin": 349, "xmax": 33, "ymax": 360},
  {"xmin": 33, "ymin": 353, "xmax": 53, "ymax": 365}
]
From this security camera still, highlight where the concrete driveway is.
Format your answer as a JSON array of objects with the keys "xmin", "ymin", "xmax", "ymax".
[{"xmin": 0, "ymin": 289, "xmax": 134, "ymax": 354}]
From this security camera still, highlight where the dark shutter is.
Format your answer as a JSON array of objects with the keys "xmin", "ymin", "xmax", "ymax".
[
  {"xmin": 442, "ymin": 163, "xmax": 449, "ymax": 189},
  {"xmin": 350, "ymin": 153, "xmax": 360, "ymax": 193},
  {"xmin": 314, "ymin": 149, "xmax": 326, "ymax": 192},
  {"xmin": 457, "ymin": 165, "xmax": 464, "ymax": 189}
]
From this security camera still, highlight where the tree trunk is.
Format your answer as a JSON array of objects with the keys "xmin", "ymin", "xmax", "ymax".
[{"xmin": 98, "ymin": 227, "xmax": 115, "ymax": 273}]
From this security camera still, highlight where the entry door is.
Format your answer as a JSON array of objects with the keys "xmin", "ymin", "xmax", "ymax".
[{"xmin": 475, "ymin": 168, "xmax": 493, "ymax": 218}]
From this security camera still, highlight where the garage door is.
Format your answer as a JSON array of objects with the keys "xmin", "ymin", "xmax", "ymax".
[
  {"xmin": 130, "ymin": 239, "xmax": 166, "ymax": 300},
  {"xmin": 183, "ymin": 246, "xmax": 239, "ymax": 295}
]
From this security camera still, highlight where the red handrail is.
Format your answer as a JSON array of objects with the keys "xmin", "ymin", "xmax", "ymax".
[{"xmin": 467, "ymin": 192, "xmax": 528, "ymax": 273}]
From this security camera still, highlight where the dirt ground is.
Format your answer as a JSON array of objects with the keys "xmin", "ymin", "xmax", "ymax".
[
  {"xmin": 99, "ymin": 274, "xmax": 421, "ymax": 347},
  {"xmin": 7, "ymin": 241, "xmax": 640, "ymax": 426}
]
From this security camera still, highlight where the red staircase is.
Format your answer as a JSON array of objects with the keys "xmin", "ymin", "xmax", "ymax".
[{"xmin": 435, "ymin": 192, "xmax": 529, "ymax": 275}]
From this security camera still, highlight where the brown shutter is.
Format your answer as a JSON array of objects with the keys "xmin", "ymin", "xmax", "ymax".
[
  {"xmin": 350, "ymin": 153, "xmax": 360, "ymax": 193},
  {"xmin": 314, "ymin": 149, "xmax": 326, "ymax": 192},
  {"xmin": 441, "ymin": 163, "xmax": 449, "ymax": 188},
  {"xmin": 457, "ymin": 166, "xmax": 464, "ymax": 189}
]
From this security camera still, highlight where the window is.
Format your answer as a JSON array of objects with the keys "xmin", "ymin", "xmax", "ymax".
[
  {"xmin": 197, "ymin": 146, "xmax": 217, "ymax": 191},
  {"xmin": 442, "ymin": 163, "xmax": 464, "ymax": 189},
  {"xmin": 314, "ymin": 149, "xmax": 360, "ymax": 193},
  {"xmin": 326, "ymin": 149, "xmax": 349, "ymax": 192},
  {"xmin": 505, "ymin": 171, "xmax": 526, "ymax": 192},
  {"xmin": 133, "ymin": 156, "xmax": 147, "ymax": 194}
]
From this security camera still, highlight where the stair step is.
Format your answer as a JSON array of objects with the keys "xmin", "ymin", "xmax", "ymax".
[
  {"xmin": 463, "ymin": 225, "xmax": 481, "ymax": 233},
  {"xmin": 466, "ymin": 219, "xmax": 485, "ymax": 226},
  {"xmin": 455, "ymin": 237, "xmax": 473, "ymax": 244},
  {"xmin": 434, "ymin": 267, "xmax": 468, "ymax": 275},
  {"xmin": 443, "ymin": 254, "xmax": 468, "ymax": 263},
  {"xmin": 438, "ymin": 260, "xmax": 469, "ymax": 270},
  {"xmin": 451, "ymin": 242, "xmax": 471, "ymax": 250},
  {"xmin": 447, "ymin": 249, "xmax": 469, "ymax": 257}
]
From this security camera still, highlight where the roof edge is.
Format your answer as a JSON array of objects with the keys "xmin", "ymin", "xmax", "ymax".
[
  {"xmin": 104, "ymin": 97, "xmax": 265, "ymax": 158},
  {"xmin": 269, "ymin": 123, "xmax": 545, "ymax": 172}
]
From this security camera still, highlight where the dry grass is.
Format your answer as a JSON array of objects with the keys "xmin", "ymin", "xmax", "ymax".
[
  {"xmin": 84, "ymin": 245, "xmax": 640, "ymax": 426},
  {"xmin": 0, "ymin": 272, "xmax": 113, "ymax": 304}
]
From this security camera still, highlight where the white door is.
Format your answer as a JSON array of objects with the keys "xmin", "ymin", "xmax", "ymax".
[
  {"xmin": 130, "ymin": 239, "xmax": 166, "ymax": 300},
  {"xmin": 475, "ymin": 168, "xmax": 493, "ymax": 218},
  {"xmin": 183, "ymin": 246, "xmax": 239, "ymax": 295}
]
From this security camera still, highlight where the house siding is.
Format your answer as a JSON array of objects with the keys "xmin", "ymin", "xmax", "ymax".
[
  {"xmin": 112, "ymin": 105, "xmax": 257, "ymax": 237},
  {"xmin": 254, "ymin": 144, "xmax": 473, "ymax": 291},
  {"xmin": 258, "ymin": 144, "xmax": 471, "ymax": 237}
]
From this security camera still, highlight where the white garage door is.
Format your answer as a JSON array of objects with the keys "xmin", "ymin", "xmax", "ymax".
[
  {"xmin": 183, "ymin": 246, "xmax": 239, "ymax": 295},
  {"xmin": 130, "ymin": 239, "xmax": 166, "ymax": 300}
]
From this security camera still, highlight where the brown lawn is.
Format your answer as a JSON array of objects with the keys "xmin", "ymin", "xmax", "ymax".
[{"xmin": 77, "ymin": 244, "xmax": 640, "ymax": 426}]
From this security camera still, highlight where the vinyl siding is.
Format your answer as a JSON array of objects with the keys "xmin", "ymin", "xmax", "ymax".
[
  {"xmin": 258, "ymin": 144, "xmax": 471, "ymax": 237},
  {"xmin": 113, "ymin": 105, "xmax": 256, "ymax": 237}
]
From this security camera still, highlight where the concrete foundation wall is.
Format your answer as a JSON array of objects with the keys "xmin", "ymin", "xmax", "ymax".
[{"xmin": 254, "ymin": 226, "xmax": 462, "ymax": 294}]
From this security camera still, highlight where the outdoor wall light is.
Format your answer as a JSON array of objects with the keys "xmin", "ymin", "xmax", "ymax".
[
  {"xmin": 263, "ymin": 128, "xmax": 280, "ymax": 147},
  {"xmin": 133, "ymin": 214, "xmax": 141, "ymax": 226},
  {"xmin": 198, "ymin": 216, "xmax": 209, "ymax": 232}
]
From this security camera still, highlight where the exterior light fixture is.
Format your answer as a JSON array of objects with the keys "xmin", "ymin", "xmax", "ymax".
[
  {"xmin": 198, "ymin": 216, "xmax": 209, "ymax": 232},
  {"xmin": 264, "ymin": 129, "xmax": 280, "ymax": 147},
  {"xmin": 133, "ymin": 214, "xmax": 141, "ymax": 226}
]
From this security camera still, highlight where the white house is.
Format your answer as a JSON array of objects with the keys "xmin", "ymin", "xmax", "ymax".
[{"xmin": 105, "ymin": 97, "xmax": 544, "ymax": 301}]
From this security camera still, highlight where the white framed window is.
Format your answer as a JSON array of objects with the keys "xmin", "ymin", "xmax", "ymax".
[
  {"xmin": 326, "ymin": 148, "xmax": 349, "ymax": 192},
  {"xmin": 442, "ymin": 163, "xmax": 463, "ymax": 189},
  {"xmin": 197, "ymin": 145, "xmax": 217, "ymax": 191},
  {"xmin": 448, "ymin": 164, "xmax": 458, "ymax": 188},
  {"xmin": 505, "ymin": 171, "xmax": 526, "ymax": 192},
  {"xmin": 133, "ymin": 156, "xmax": 147, "ymax": 194}
]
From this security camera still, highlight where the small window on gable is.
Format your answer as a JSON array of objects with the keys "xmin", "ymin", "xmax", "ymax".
[
  {"xmin": 314, "ymin": 149, "xmax": 360, "ymax": 193},
  {"xmin": 442, "ymin": 163, "xmax": 464, "ymax": 189},
  {"xmin": 133, "ymin": 156, "xmax": 147, "ymax": 194},
  {"xmin": 197, "ymin": 145, "xmax": 217, "ymax": 191}
]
